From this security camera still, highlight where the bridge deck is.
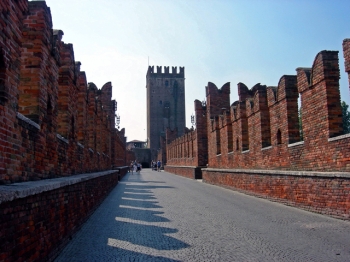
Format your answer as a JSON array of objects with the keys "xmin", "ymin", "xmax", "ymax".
[{"xmin": 55, "ymin": 168, "xmax": 350, "ymax": 261}]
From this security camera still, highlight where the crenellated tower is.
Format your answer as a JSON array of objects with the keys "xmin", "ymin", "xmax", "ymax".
[{"xmin": 146, "ymin": 65, "xmax": 185, "ymax": 159}]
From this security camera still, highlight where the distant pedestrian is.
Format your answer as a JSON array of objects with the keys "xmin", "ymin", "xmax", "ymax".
[
  {"xmin": 153, "ymin": 161, "xmax": 157, "ymax": 171},
  {"xmin": 137, "ymin": 162, "xmax": 141, "ymax": 174},
  {"xmin": 130, "ymin": 162, "xmax": 134, "ymax": 174},
  {"xmin": 157, "ymin": 160, "xmax": 161, "ymax": 172}
]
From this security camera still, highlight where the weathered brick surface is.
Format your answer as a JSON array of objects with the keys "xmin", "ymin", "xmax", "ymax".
[
  {"xmin": 164, "ymin": 165, "xmax": 202, "ymax": 179},
  {"xmin": 0, "ymin": 0, "xmax": 28, "ymax": 180},
  {"xmin": 343, "ymin": 39, "xmax": 350, "ymax": 86},
  {"xmin": 166, "ymin": 41, "xmax": 350, "ymax": 220},
  {"xmin": 202, "ymin": 169, "xmax": 350, "ymax": 220},
  {"xmin": 125, "ymin": 149, "xmax": 136, "ymax": 165},
  {"xmin": 146, "ymin": 66, "xmax": 186, "ymax": 161},
  {"xmin": 0, "ymin": 1, "xmax": 128, "ymax": 259},
  {"xmin": 168, "ymin": 47, "xmax": 349, "ymax": 172},
  {"xmin": 0, "ymin": 0, "xmax": 126, "ymax": 184},
  {"xmin": 114, "ymin": 128, "xmax": 127, "ymax": 166},
  {"xmin": 166, "ymin": 100, "xmax": 207, "ymax": 170},
  {"xmin": 0, "ymin": 171, "xmax": 122, "ymax": 262}
]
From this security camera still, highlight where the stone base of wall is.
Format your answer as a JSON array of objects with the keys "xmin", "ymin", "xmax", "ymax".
[
  {"xmin": 0, "ymin": 170, "xmax": 123, "ymax": 261},
  {"xmin": 202, "ymin": 168, "xmax": 350, "ymax": 220},
  {"xmin": 165, "ymin": 165, "xmax": 203, "ymax": 179}
]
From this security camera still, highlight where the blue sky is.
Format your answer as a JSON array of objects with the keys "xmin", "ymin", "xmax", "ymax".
[{"xmin": 42, "ymin": 0, "xmax": 350, "ymax": 142}]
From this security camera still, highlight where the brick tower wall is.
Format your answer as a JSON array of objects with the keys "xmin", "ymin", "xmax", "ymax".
[{"xmin": 146, "ymin": 66, "xmax": 185, "ymax": 160}]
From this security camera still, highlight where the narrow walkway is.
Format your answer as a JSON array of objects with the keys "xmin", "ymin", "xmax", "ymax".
[{"xmin": 55, "ymin": 169, "xmax": 350, "ymax": 261}]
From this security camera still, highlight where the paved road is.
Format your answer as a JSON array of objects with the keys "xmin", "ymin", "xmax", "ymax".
[{"xmin": 55, "ymin": 168, "xmax": 350, "ymax": 261}]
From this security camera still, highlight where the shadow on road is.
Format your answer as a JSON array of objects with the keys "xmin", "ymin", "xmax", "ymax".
[
  {"xmin": 108, "ymin": 172, "xmax": 190, "ymax": 251},
  {"xmin": 122, "ymin": 192, "xmax": 157, "ymax": 200},
  {"xmin": 116, "ymin": 206, "xmax": 170, "ymax": 223},
  {"xmin": 109, "ymin": 220, "xmax": 189, "ymax": 250}
]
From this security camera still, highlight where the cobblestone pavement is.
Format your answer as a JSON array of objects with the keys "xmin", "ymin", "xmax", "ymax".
[{"xmin": 55, "ymin": 169, "xmax": 350, "ymax": 261}]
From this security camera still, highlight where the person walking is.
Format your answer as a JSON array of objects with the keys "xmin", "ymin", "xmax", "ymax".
[
  {"xmin": 157, "ymin": 160, "xmax": 161, "ymax": 172},
  {"xmin": 133, "ymin": 162, "xmax": 137, "ymax": 173},
  {"xmin": 130, "ymin": 162, "xmax": 134, "ymax": 174},
  {"xmin": 136, "ymin": 162, "xmax": 141, "ymax": 174},
  {"xmin": 153, "ymin": 160, "xmax": 157, "ymax": 171}
]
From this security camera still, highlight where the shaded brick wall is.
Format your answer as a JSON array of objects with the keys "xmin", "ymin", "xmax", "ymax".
[
  {"xmin": 206, "ymin": 82, "xmax": 230, "ymax": 167},
  {"xmin": 126, "ymin": 149, "xmax": 136, "ymax": 166},
  {"xmin": 0, "ymin": 171, "xmax": 123, "ymax": 261},
  {"xmin": 146, "ymin": 66, "xmax": 186, "ymax": 160},
  {"xmin": 0, "ymin": 1, "xmax": 128, "ymax": 260},
  {"xmin": 0, "ymin": 0, "xmax": 28, "ymax": 180},
  {"xmin": 114, "ymin": 128, "xmax": 127, "ymax": 166},
  {"xmin": 343, "ymin": 39, "xmax": 350, "ymax": 84},
  {"xmin": 165, "ymin": 100, "xmax": 208, "ymax": 178},
  {"xmin": 0, "ymin": 0, "xmax": 126, "ymax": 184},
  {"xmin": 166, "ymin": 100, "xmax": 207, "ymax": 167}
]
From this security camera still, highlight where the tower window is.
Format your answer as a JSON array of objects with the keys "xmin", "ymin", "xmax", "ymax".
[
  {"xmin": 159, "ymin": 100, "xmax": 162, "ymax": 105},
  {"xmin": 165, "ymin": 80, "xmax": 169, "ymax": 86}
]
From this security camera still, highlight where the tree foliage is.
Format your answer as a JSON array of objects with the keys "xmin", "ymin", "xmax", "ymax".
[
  {"xmin": 342, "ymin": 101, "xmax": 350, "ymax": 134},
  {"xmin": 298, "ymin": 101, "xmax": 350, "ymax": 137}
]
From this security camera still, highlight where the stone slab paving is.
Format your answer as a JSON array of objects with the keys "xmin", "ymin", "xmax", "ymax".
[{"xmin": 55, "ymin": 169, "xmax": 350, "ymax": 261}]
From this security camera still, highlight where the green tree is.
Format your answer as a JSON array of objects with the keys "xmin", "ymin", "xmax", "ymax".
[
  {"xmin": 342, "ymin": 101, "xmax": 350, "ymax": 134},
  {"xmin": 298, "ymin": 101, "xmax": 350, "ymax": 137}
]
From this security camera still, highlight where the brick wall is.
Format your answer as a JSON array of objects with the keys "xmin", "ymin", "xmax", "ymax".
[
  {"xmin": 165, "ymin": 166, "xmax": 202, "ymax": 180},
  {"xmin": 202, "ymin": 169, "xmax": 350, "ymax": 220},
  {"xmin": 0, "ymin": 170, "xmax": 127, "ymax": 261},
  {"xmin": 202, "ymin": 48, "xmax": 348, "ymax": 172},
  {"xmin": 166, "ymin": 100, "xmax": 207, "ymax": 167},
  {"xmin": 0, "ymin": 0, "xmax": 28, "ymax": 180},
  {"xmin": 166, "ymin": 40, "xmax": 350, "ymax": 219},
  {"xmin": 0, "ymin": 0, "xmax": 126, "ymax": 184},
  {"xmin": 165, "ymin": 100, "xmax": 207, "ymax": 178},
  {"xmin": 114, "ymin": 128, "xmax": 127, "ymax": 166},
  {"xmin": 0, "ymin": 2, "xmax": 128, "ymax": 259},
  {"xmin": 343, "ymin": 39, "xmax": 350, "ymax": 84},
  {"xmin": 126, "ymin": 150, "xmax": 136, "ymax": 166}
]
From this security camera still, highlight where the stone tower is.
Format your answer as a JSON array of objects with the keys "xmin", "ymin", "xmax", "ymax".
[{"xmin": 146, "ymin": 65, "xmax": 185, "ymax": 160}]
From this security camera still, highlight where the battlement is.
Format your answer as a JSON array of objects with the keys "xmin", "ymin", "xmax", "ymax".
[
  {"xmin": 147, "ymin": 65, "xmax": 185, "ymax": 77},
  {"xmin": 167, "ymin": 40, "xmax": 350, "ymax": 173}
]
